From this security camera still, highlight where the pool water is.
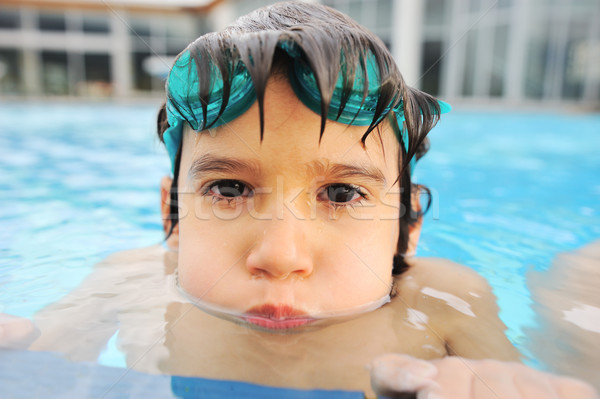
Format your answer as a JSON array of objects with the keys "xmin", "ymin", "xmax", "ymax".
[{"xmin": 0, "ymin": 103, "xmax": 599, "ymax": 391}]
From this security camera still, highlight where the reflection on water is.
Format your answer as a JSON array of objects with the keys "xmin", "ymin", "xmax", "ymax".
[
  {"xmin": 0, "ymin": 350, "xmax": 364, "ymax": 399},
  {"xmin": 526, "ymin": 240, "xmax": 600, "ymax": 391},
  {"xmin": 26, "ymin": 241, "xmax": 600, "ymax": 395},
  {"xmin": 29, "ymin": 246, "xmax": 508, "ymax": 397},
  {"xmin": 176, "ymin": 277, "xmax": 392, "ymax": 334},
  {"xmin": 2, "ymin": 106, "xmax": 599, "ymax": 395}
]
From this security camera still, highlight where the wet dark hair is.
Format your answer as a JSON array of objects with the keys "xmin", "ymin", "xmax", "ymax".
[{"xmin": 157, "ymin": 1, "xmax": 439, "ymax": 275}]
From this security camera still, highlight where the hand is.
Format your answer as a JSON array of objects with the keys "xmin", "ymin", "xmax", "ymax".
[
  {"xmin": 0, "ymin": 313, "xmax": 40, "ymax": 350},
  {"xmin": 370, "ymin": 354, "xmax": 599, "ymax": 399}
]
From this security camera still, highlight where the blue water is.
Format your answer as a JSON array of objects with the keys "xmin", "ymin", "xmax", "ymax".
[
  {"xmin": 0, "ymin": 103, "xmax": 168, "ymax": 319},
  {"xmin": 1, "ymin": 103, "xmax": 599, "ymax": 368},
  {"xmin": 416, "ymin": 110, "xmax": 600, "ymax": 359}
]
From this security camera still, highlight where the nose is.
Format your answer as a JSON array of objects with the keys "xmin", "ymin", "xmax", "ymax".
[{"xmin": 245, "ymin": 217, "xmax": 314, "ymax": 280}]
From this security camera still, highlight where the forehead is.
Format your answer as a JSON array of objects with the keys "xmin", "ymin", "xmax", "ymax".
[{"xmin": 180, "ymin": 77, "xmax": 400, "ymax": 179}]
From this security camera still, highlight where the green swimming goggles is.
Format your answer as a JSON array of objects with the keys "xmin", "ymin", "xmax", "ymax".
[{"xmin": 164, "ymin": 40, "xmax": 451, "ymax": 173}]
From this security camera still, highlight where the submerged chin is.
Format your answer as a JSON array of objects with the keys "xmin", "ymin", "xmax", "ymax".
[{"xmin": 176, "ymin": 282, "xmax": 391, "ymax": 333}]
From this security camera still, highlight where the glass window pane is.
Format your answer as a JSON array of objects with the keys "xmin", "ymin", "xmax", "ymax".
[
  {"xmin": 0, "ymin": 9, "xmax": 20, "ymax": 29},
  {"xmin": 524, "ymin": 40, "xmax": 548, "ymax": 99},
  {"xmin": 82, "ymin": 14, "xmax": 110, "ymax": 34},
  {"xmin": 167, "ymin": 39, "xmax": 188, "ymax": 56},
  {"xmin": 129, "ymin": 17, "xmax": 152, "ymax": 39},
  {"xmin": 165, "ymin": 16, "xmax": 192, "ymax": 40},
  {"xmin": 421, "ymin": 40, "xmax": 443, "ymax": 95},
  {"xmin": 322, "ymin": 0, "xmax": 350, "ymax": 16},
  {"xmin": 376, "ymin": 0, "xmax": 392, "ymax": 30},
  {"xmin": 561, "ymin": 20, "xmax": 590, "ymax": 99},
  {"xmin": 38, "ymin": 12, "xmax": 67, "ymax": 32},
  {"xmin": 0, "ymin": 49, "xmax": 22, "ymax": 94},
  {"xmin": 490, "ymin": 25, "xmax": 508, "ymax": 97},
  {"xmin": 84, "ymin": 53, "xmax": 111, "ymax": 81},
  {"xmin": 41, "ymin": 51, "xmax": 69, "ymax": 95},
  {"xmin": 425, "ymin": 0, "xmax": 446, "ymax": 26},
  {"xmin": 462, "ymin": 31, "xmax": 477, "ymax": 96},
  {"xmin": 348, "ymin": 0, "xmax": 362, "ymax": 22},
  {"xmin": 82, "ymin": 53, "xmax": 111, "ymax": 96},
  {"xmin": 235, "ymin": 0, "xmax": 273, "ymax": 19},
  {"xmin": 133, "ymin": 51, "xmax": 165, "ymax": 91},
  {"xmin": 469, "ymin": 0, "xmax": 482, "ymax": 13}
]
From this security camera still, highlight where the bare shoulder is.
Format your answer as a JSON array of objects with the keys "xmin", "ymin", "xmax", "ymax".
[
  {"xmin": 37, "ymin": 244, "xmax": 171, "ymax": 309},
  {"xmin": 392, "ymin": 256, "xmax": 498, "ymax": 326},
  {"xmin": 31, "ymin": 244, "xmax": 175, "ymax": 357},
  {"xmin": 394, "ymin": 257, "xmax": 520, "ymax": 360},
  {"xmin": 96, "ymin": 244, "xmax": 167, "ymax": 268},
  {"xmin": 397, "ymin": 257, "xmax": 492, "ymax": 301}
]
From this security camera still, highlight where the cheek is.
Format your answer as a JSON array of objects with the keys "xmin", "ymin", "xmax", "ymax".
[
  {"xmin": 177, "ymin": 228, "xmax": 221, "ymax": 298},
  {"xmin": 319, "ymin": 219, "xmax": 397, "ymax": 299},
  {"xmin": 379, "ymin": 190, "xmax": 402, "ymax": 222},
  {"xmin": 176, "ymin": 206, "xmax": 253, "ymax": 300}
]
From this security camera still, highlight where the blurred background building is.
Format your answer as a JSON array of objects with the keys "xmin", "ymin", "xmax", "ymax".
[{"xmin": 0, "ymin": 0, "xmax": 598, "ymax": 107}]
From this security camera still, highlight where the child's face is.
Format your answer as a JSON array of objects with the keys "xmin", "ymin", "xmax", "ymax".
[{"xmin": 169, "ymin": 76, "xmax": 405, "ymax": 325}]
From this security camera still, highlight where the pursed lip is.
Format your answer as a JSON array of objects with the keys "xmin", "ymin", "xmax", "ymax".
[{"xmin": 243, "ymin": 304, "xmax": 315, "ymax": 330}]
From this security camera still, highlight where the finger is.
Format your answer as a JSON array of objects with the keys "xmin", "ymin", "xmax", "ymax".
[
  {"xmin": 424, "ymin": 356, "xmax": 475, "ymax": 399},
  {"xmin": 0, "ymin": 314, "xmax": 40, "ymax": 349},
  {"xmin": 469, "ymin": 360, "xmax": 524, "ymax": 399},
  {"xmin": 552, "ymin": 375, "xmax": 600, "ymax": 399},
  {"xmin": 370, "ymin": 354, "xmax": 438, "ymax": 397},
  {"xmin": 428, "ymin": 358, "xmax": 534, "ymax": 399},
  {"xmin": 513, "ymin": 365, "xmax": 561, "ymax": 399}
]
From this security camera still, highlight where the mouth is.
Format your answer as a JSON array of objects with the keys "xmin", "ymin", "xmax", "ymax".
[{"xmin": 243, "ymin": 304, "xmax": 316, "ymax": 330}]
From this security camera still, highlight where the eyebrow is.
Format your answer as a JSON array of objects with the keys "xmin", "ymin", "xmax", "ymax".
[
  {"xmin": 307, "ymin": 160, "xmax": 387, "ymax": 186},
  {"xmin": 188, "ymin": 154, "xmax": 262, "ymax": 179},
  {"xmin": 188, "ymin": 154, "xmax": 387, "ymax": 186}
]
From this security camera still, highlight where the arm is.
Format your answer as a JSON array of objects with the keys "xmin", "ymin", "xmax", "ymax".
[
  {"xmin": 0, "ymin": 313, "xmax": 40, "ymax": 349},
  {"xmin": 370, "ymin": 354, "xmax": 599, "ymax": 399},
  {"xmin": 30, "ymin": 245, "xmax": 167, "ymax": 361},
  {"xmin": 442, "ymin": 265, "xmax": 520, "ymax": 361},
  {"xmin": 30, "ymin": 254, "xmax": 121, "ymax": 360},
  {"xmin": 527, "ymin": 240, "xmax": 600, "ymax": 391},
  {"xmin": 404, "ymin": 257, "xmax": 520, "ymax": 361}
]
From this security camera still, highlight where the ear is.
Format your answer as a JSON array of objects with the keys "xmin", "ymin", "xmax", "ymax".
[
  {"xmin": 160, "ymin": 176, "xmax": 179, "ymax": 249},
  {"xmin": 406, "ymin": 185, "xmax": 424, "ymax": 256},
  {"xmin": 407, "ymin": 215, "xmax": 423, "ymax": 256}
]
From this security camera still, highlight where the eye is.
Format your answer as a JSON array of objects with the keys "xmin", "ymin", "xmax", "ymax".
[
  {"xmin": 203, "ymin": 180, "xmax": 253, "ymax": 199},
  {"xmin": 317, "ymin": 183, "xmax": 367, "ymax": 205}
]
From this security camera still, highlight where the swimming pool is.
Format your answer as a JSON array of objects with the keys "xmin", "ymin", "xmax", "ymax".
[{"xmin": 1, "ymin": 102, "xmax": 599, "ymax": 396}]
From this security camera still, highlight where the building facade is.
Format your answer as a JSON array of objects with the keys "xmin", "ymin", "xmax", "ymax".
[
  {"xmin": 0, "ymin": 0, "xmax": 213, "ymax": 97},
  {"xmin": 0, "ymin": 0, "xmax": 598, "ymax": 106}
]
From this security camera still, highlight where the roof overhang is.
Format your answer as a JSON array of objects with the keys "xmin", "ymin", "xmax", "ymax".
[{"xmin": 1, "ymin": 0, "xmax": 222, "ymax": 13}]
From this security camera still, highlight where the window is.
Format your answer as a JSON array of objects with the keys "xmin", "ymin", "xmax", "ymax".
[
  {"xmin": 376, "ymin": 0, "xmax": 393, "ymax": 33},
  {"xmin": 490, "ymin": 25, "xmax": 508, "ymax": 97},
  {"xmin": 524, "ymin": 35, "xmax": 549, "ymax": 99},
  {"xmin": 424, "ymin": 0, "xmax": 447, "ymax": 26},
  {"xmin": 0, "ymin": 49, "xmax": 21, "ymax": 94},
  {"xmin": 132, "ymin": 51, "xmax": 154, "ymax": 91},
  {"xmin": 128, "ymin": 16, "xmax": 152, "ymax": 40},
  {"xmin": 561, "ymin": 19, "xmax": 592, "ymax": 99},
  {"xmin": 84, "ymin": 53, "xmax": 111, "ymax": 82},
  {"xmin": 421, "ymin": 41, "xmax": 443, "ymax": 96},
  {"xmin": 38, "ymin": 12, "xmax": 67, "ymax": 32},
  {"xmin": 81, "ymin": 53, "xmax": 112, "ymax": 96},
  {"xmin": 41, "ymin": 51, "xmax": 69, "ymax": 95},
  {"xmin": 82, "ymin": 14, "xmax": 110, "ymax": 34},
  {"xmin": 322, "ymin": 0, "xmax": 392, "ymax": 49},
  {"xmin": 462, "ymin": 30, "xmax": 478, "ymax": 96},
  {"xmin": 0, "ymin": 9, "xmax": 20, "ymax": 29},
  {"xmin": 234, "ymin": 0, "xmax": 276, "ymax": 19},
  {"xmin": 497, "ymin": 0, "xmax": 512, "ymax": 9}
]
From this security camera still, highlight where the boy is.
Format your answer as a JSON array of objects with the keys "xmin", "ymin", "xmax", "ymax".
[{"xmin": 13, "ymin": 2, "xmax": 597, "ymax": 398}]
